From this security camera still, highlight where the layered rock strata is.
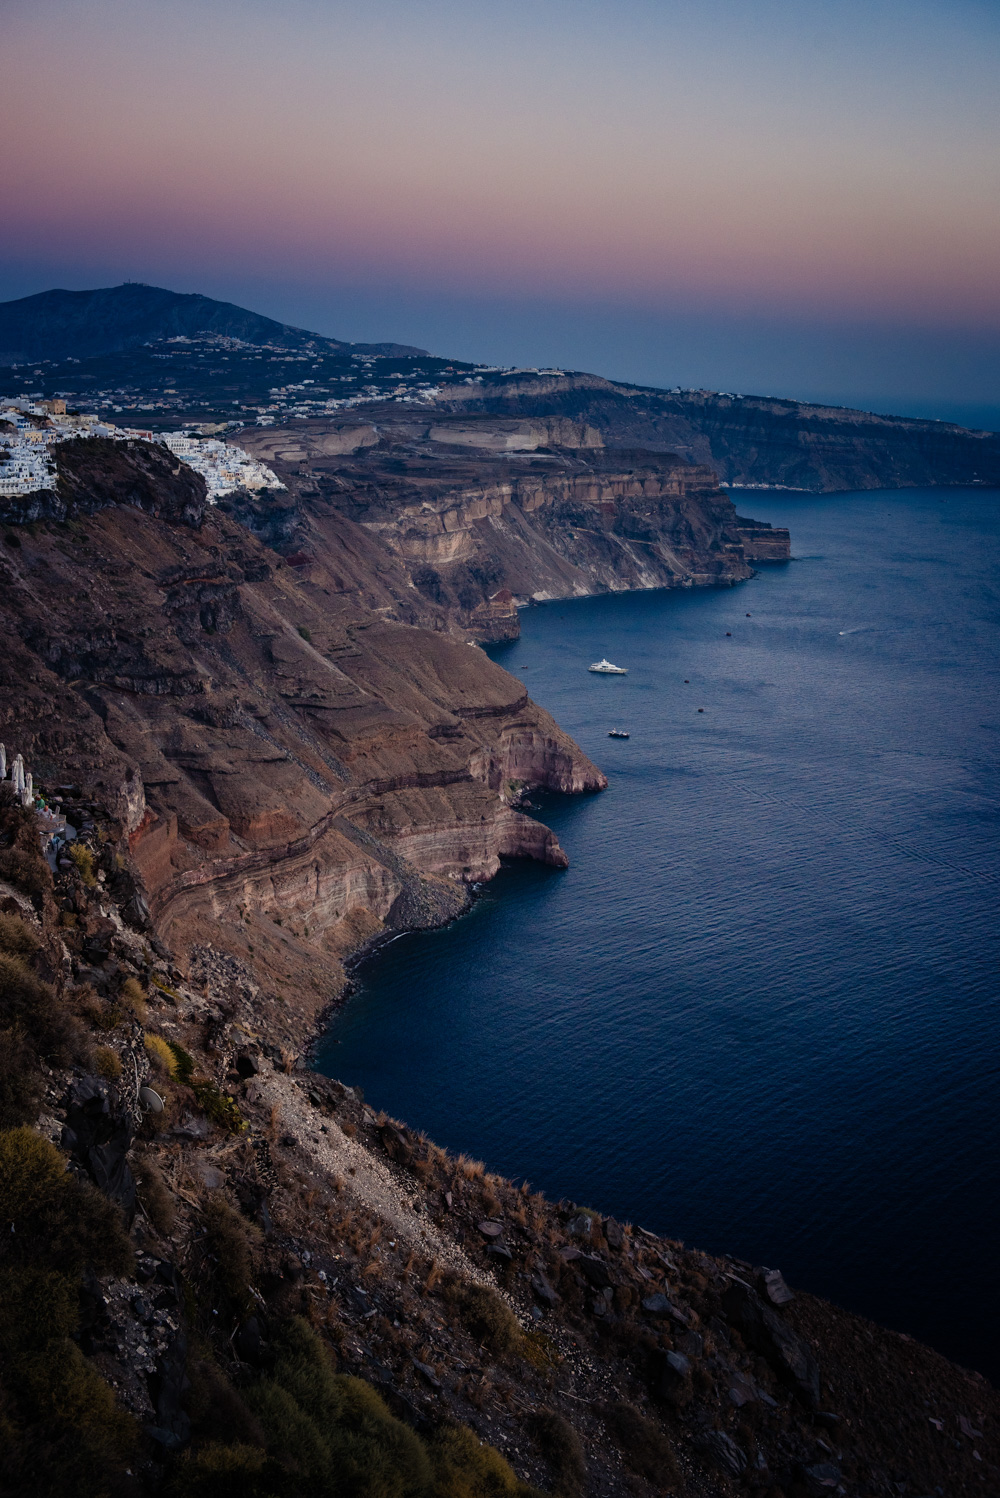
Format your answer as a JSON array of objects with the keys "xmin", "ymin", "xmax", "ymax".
[
  {"xmin": 236, "ymin": 414, "xmax": 790, "ymax": 640},
  {"xmin": 0, "ymin": 438, "xmax": 603, "ymax": 1011},
  {"xmin": 425, "ymin": 373, "xmax": 1000, "ymax": 492}
]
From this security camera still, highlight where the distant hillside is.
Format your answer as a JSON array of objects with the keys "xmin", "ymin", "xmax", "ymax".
[
  {"xmin": 0, "ymin": 283, "xmax": 425, "ymax": 365},
  {"xmin": 433, "ymin": 373, "xmax": 1000, "ymax": 492}
]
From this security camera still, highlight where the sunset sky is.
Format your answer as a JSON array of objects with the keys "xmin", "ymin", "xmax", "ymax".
[{"xmin": 3, "ymin": 0, "xmax": 999, "ymax": 422}]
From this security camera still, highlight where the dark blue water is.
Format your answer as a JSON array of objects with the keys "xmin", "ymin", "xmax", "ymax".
[{"xmin": 316, "ymin": 487, "xmax": 1000, "ymax": 1378}]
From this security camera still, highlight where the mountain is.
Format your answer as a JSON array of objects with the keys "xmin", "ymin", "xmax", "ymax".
[{"xmin": 0, "ymin": 282, "xmax": 426, "ymax": 365}]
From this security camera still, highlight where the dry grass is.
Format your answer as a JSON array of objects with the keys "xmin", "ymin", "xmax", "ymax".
[
  {"xmin": 144, "ymin": 1032, "xmax": 177, "ymax": 1077},
  {"xmin": 456, "ymin": 1154, "xmax": 484, "ymax": 1181},
  {"xmin": 94, "ymin": 1045, "xmax": 121, "ymax": 1080},
  {"xmin": 120, "ymin": 976, "xmax": 147, "ymax": 1022}
]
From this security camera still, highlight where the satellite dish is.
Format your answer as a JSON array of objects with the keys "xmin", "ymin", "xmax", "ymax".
[{"xmin": 139, "ymin": 1085, "xmax": 164, "ymax": 1113}]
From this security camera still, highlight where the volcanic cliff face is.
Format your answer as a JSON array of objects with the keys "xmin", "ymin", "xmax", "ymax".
[
  {"xmin": 2, "ymin": 784, "xmax": 997, "ymax": 1498},
  {"xmin": 428, "ymin": 374, "xmax": 1000, "ymax": 492},
  {"xmin": 235, "ymin": 413, "xmax": 790, "ymax": 640},
  {"xmin": 0, "ymin": 438, "xmax": 604, "ymax": 1028}
]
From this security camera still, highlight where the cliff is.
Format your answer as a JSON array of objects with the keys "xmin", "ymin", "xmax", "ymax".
[
  {"xmin": 0, "ymin": 783, "xmax": 996, "ymax": 1498},
  {"xmin": 235, "ymin": 413, "xmax": 790, "ymax": 640},
  {"xmin": 0, "ymin": 438, "xmax": 604, "ymax": 1031},
  {"xmin": 430, "ymin": 374, "xmax": 1000, "ymax": 493}
]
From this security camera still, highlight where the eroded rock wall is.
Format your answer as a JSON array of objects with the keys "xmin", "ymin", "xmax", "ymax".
[
  {"xmin": 235, "ymin": 417, "xmax": 789, "ymax": 639},
  {"xmin": 0, "ymin": 469, "xmax": 603, "ymax": 1008}
]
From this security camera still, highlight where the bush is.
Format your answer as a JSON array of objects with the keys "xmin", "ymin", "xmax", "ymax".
[
  {"xmin": 244, "ymin": 1318, "xmax": 431, "ymax": 1498},
  {"xmin": 0, "ymin": 1127, "xmax": 132, "ymax": 1279},
  {"xmin": 134, "ymin": 1150, "xmax": 176, "ymax": 1234},
  {"xmin": 0, "ymin": 845, "xmax": 50, "ymax": 903},
  {"xmin": 446, "ymin": 1283, "xmax": 524, "ymax": 1356},
  {"xmin": 528, "ymin": 1411, "xmax": 587, "ymax": 1498},
  {"xmin": 599, "ymin": 1400, "xmax": 679, "ymax": 1484},
  {"xmin": 203, "ymin": 1197, "xmax": 262, "ymax": 1310},
  {"xmin": 0, "ymin": 1128, "xmax": 136, "ymax": 1497},
  {"xmin": 69, "ymin": 841, "xmax": 97, "ymax": 887},
  {"xmin": 0, "ymin": 951, "xmax": 77, "ymax": 1062},
  {"xmin": 0, "ymin": 1024, "xmax": 44, "ymax": 1126},
  {"xmin": 120, "ymin": 975, "xmax": 147, "ymax": 1020},
  {"xmin": 169, "ymin": 1442, "xmax": 271, "ymax": 1498},
  {"xmin": 145, "ymin": 1031, "xmax": 178, "ymax": 1076},
  {"xmin": 0, "ymin": 910, "xmax": 41, "ymax": 959},
  {"xmin": 168, "ymin": 1038, "xmax": 196, "ymax": 1083},
  {"xmin": 193, "ymin": 1080, "xmax": 246, "ymax": 1135},
  {"xmin": 170, "ymin": 1319, "xmax": 544, "ymax": 1498},
  {"xmin": 94, "ymin": 1044, "xmax": 122, "ymax": 1080},
  {"xmin": 432, "ymin": 1424, "xmax": 544, "ymax": 1498},
  {"xmin": 0, "ymin": 785, "xmax": 51, "ymax": 906}
]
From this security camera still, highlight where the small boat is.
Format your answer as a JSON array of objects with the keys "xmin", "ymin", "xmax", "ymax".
[
  {"xmin": 608, "ymin": 728, "xmax": 630, "ymax": 739},
  {"xmin": 589, "ymin": 658, "xmax": 628, "ymax": 674}
]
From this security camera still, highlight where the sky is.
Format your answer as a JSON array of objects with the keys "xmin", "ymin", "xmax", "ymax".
[{"xmin": 3, "ymin": 0, "xmax": 999, "ymax": 424}]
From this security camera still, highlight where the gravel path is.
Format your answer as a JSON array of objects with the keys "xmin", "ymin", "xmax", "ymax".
[{"xmin": 248, "ymin": 1072, "xmax": 494, "ymax": 1287}]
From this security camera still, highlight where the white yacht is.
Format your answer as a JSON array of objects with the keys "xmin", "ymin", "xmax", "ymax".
[{"xmin": 588, "ymin": 658, "xmax": 628, "ymax": 674}]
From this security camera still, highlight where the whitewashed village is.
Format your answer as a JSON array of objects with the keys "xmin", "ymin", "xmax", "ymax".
[{"xmin": 0, "ymin": 396, "xmax": 284, "ymax": 501}]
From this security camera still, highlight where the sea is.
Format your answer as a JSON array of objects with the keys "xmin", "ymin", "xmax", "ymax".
[{"xmin": 315, "ymin": 486, "xmax": 1000, "ymax": 1379}]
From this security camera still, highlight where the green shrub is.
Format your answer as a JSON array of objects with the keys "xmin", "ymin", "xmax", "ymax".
[
  {"xmin": 528, "ymin": 1411, "xmax": 587, "ymax": 1498},
  {"xmin": 0, "ymin": 845, "xmax": 50, "ymax": 903},
  {"xmin": 0, "ymin": 951, "xmax": 77, "ymax": 1063},
  {"xmin": 169, "ymin": 1442, "xmax": 271, "ymax": 1498},
  {"xmin": 599, "ymin": 1400, "xmax": 679, "ymax": 1483},
  {"xmin": 297, "ymin": 625, "xmax": 312, "ymax": 642},
  {"xmin": 432, "ymin": 1424, "xmax": 544, "ymax": 1498},
  {"xmin": 193, "ymin": 1080, "xmax": 246, "ymax": 1135},
  {"xmin": 94, "ymin": 1043, "xmax": 122, "ymax": 1080},
  {"xmin": 145, "ymin": 1031, "xmax": 178, "ymax": 1076},
  {"xmin": 446, "ymin": 1283, "xmax": 524, "ymax": 1356},
  {"xmin": 120, "ymin": 975, "xmax": 147, "ymax": 1020},
  {"xmin": 0, "ymin": 1023, "xmax": 44, "ymax": 1126},
  {"xmin": 168, "ymin": 1038, "xmax": 196, "ymax": 1083},
  {"xmin": 0, "ymin": 786, "xmax": 51, "ymax": 907},
  {"xmin": 203, "ymin": 1197, "xmax": 261, "ymax": 1310},
  {"xmin": 244, "ymin": 1318, "xmax": 432, "ymax": 1498},
  {"xmin": 170, "ymin": 1319, "xmax": 546, "ymax": 1498},
  {"xmin": 0, "ymin": 1128, "xmax": 137, "ymax": 1497},
  {"xmin": 134, "ymin": 1150, "xmax": 176, "ymax": 1235},
  {"xmin": 0, "ymin": 1127, "xmax": 132, "ymax": 1279},
  {"xmin": 69, "ymin": 841, "xmax": 97, "ymax": 887}
]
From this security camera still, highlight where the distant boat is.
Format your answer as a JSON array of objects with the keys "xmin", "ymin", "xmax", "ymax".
[
  {"xmin": 608, "ymin": 728, "xmax": 630, "ymax": 739},
  {"xmin": 589, "ymin": 658, "xmax": 628, "ymax": 674}
]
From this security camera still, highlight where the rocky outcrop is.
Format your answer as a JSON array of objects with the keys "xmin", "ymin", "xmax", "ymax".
[
  {"xmin": 236, "ymin": 416, "xmax": 789, "ymax": 639},
  {"xmin": 429, "ymin": 373, "xmax": 1000, "ymax": 492},
  {"xmin": 0, "ymin": 464, "xmax": 604, "ymax": 1008}
]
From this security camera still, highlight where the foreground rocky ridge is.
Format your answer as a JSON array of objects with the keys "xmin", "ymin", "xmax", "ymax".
[{"xmin": 1, "ymin": 783, "xmax": 996, "ymax": 1498}]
